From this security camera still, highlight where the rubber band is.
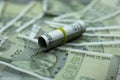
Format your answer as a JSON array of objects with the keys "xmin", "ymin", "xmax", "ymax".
[{"xmin": 57, "ymin": 27, "xmax": 67, "ymax": 43}]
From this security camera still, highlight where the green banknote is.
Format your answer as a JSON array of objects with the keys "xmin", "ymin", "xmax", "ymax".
[
  {"xmin": 82, "ymin": 0, "xmax": 118, "ymax": 20},
  {"xmin": 0, "ymin": 0, "xmax": 25, "ymax": 28},
  {"xmin": 86, "ymin": 26, "xmax": 120, "ymax": 34},
  {"xmin": 0, "ymin": 65, "xmax": 39, "ymax": 80},
  {"xmin": 53, "ymin": 0, "xmax": 120, "ymax": 27},
  {"xmin": 46, "ymin": 0, "xmax": 92, "ymax": 16},
  {"xmin": 90, "ymin": 0, "xmax": 120, "ymax": 26},
  {"xmin": 55, "ymin": 49, "xmax": 119, "ymax": 80},
  {"xmin": 14, "ymin": 0, "xmax": 43, "ymax": 27},
  {"xmin": 81, "ymin": 0, "xmax": 120, "ymax": 27},
  {"xmin": 65, "ymin": 39, "xmax": 120, "ymax": 80},
  {"xmin": 71, "ymin": 33, "xmax": 120, "ymax": 43},
  {"xmin": 65, "ymin": 41, "xmax": 120, "ymax": 56},
  {"xmin": 0, "ymin": 0, "xmax": 35, "ymax": 34},
  {"xmin": 0, "ymin": 34, "xmax": 68, "ymax": 79}
]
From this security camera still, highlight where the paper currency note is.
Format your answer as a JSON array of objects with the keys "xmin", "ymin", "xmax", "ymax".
[
  {"xmin": 91, "ymin": 0, "xmax": 120, "ymax": 26},
  {"xmin": 14, "ymin": 0, "xmax": 43, "ymax": 27},
  {"xmin": 72, "ymin": 33, "xmax": 120, "ymax": 43},
  {"xmin": 0, "ymin": 0, "xmax": 35, "ymax": 34},
  {"xmin": 55, "ymin": 49, "xmax": 119, "ymax": 80},
  {"xmin": 86, "ymin": 26, "xmax": 120, "ymax": 34},
  {"xmin": 0, "ymin": 0, "xmax": 25, "ymax": 29},
  {"xmin": 81, "ymin": 0, "xmax": 120, "ymax": 26},
  {"xmin": 0, "ymin": 34, "xmax": 69, "ymax": 78},
  {"xmin": 53, "ymin": 0, "xmax": 120, "ymax": 27},
  {"xmin": 46, "ymin": 0, "xmax": 91, "ymax": 16},
  {"xmin": 65, "ymin": 41, "xmax": 120, "ymax": 56},
  {"xmin": 53, "ymin": 0, "xmax": 97, "ymax": 23},
  {"xmin": 0, "ymin": 65, "xmax": 39, "ymax": 80}
]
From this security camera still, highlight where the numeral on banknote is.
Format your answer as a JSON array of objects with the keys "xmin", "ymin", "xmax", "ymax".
[{"xmin": 10, "ymin": 49, "xmax": 22, "ymax": 58}]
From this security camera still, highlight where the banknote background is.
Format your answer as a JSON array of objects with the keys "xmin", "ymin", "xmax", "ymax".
[{"xmin": 0, "ymin": 0, "xmax": 120, "ymax": 80}]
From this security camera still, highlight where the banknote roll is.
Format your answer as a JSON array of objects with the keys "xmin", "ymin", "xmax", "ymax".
[{"xmin": 38, "ymin": 21, "xmax": 86, "ymax": 51}]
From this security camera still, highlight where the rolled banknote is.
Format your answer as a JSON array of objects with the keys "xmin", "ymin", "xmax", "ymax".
[{"xmin": 38, "ymin": 21, "xmax": 85, "ymax": 51}]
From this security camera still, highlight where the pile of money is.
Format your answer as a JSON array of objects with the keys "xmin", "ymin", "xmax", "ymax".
[{"xmin": 0, "ymin": 0, "xmax": 120, "ymax": 80}]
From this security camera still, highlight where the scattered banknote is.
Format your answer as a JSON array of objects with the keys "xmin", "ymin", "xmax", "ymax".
[
  {"xmin": 71, "ymin": 33, "xmax": 120, "ymax": 43},
  {"xmin": 55, "ymin": 49, "xmax": 119, "ymax": 80},
  {"xmin": 86, "ymin": 25, "xmax": 120, "ymax": 34},
  {"xmin": 65, "ymin": 41, "xmax": 120, "ymax": 56}
]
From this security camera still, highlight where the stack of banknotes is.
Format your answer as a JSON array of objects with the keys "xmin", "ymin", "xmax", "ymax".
[{"xmin": 0, "ymin": 0, "xmax": 120, "ymax": 80}]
